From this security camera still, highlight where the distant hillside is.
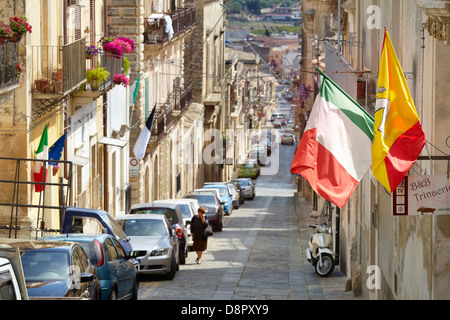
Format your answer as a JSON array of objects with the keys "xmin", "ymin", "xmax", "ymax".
[{"xmin": 226, "ymin": 0, "xmax": 300, "ymax": 14}]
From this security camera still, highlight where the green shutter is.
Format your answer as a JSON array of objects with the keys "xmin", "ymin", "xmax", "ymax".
[{"xmin": 145, "ymin": 77, "xmax": 149, "ymax": 117}]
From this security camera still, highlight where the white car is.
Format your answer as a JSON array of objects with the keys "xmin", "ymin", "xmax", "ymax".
[{"xmin": 153, "ymin": 199, "xmax": 198, "ymax": 249}]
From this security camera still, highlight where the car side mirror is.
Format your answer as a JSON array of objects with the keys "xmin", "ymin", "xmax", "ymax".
[
  {"xmin": 185, "ymin": 221, "xmax": 191, "ymax": 227},
  {"xmin": 80, "ymin": 273, "xmax": 94, "ymax": 283}
]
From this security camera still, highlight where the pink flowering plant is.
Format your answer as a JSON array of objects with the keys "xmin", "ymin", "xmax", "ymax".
[
  {"xmin": 102, "ymin": 41, "xmax": 123, "ymax": 58},
  {"xmin": 9, "ymin": 16, "xmax": 32, "ymax": 35},
  {"xmin": 111, "ymin": 39, "xmax": 132, "ymax": 54},
  {"xmin": 0, "ymin": 23, "xmax": 12, "ymax": 37},
  {"xmin": 117, "ymin": 37, "xmax": 135, "ymax": 52},
  {"xmin": 99, "ymin": 34, "xmax": 117, "ymax": 46},
  {"xmin": 113, "ymin": 74, "xmax": 130, "ymax": 87}
]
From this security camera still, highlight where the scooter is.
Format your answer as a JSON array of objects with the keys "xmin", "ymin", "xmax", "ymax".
[{"xmin": 305, "ymin": 223, "xmax": 335, "ymax": 277}]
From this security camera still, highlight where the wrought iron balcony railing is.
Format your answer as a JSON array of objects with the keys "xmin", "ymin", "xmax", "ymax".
[
  {"xmin": 31, "ymin": 38, "xmax": 86, "ymax": 96},
  {"xmin": 144, "ymin": 6, "xmax": 196, "ymax": 45}
]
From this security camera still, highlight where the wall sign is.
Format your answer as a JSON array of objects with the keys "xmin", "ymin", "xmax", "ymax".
[{"xmin": 393, "ymin": 175, "xmax": 450, "ymax": 216}]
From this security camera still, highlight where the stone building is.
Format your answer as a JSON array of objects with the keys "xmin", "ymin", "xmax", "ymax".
[{"xmin": 299, "ymin": 0, "xmax": 450, "ymax": 299}]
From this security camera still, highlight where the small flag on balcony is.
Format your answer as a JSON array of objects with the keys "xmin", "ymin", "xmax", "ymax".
[
  {"xmin": 133, "ymin": 104, "xmax": 156, "ymax": 160},
  {"xmin": 49, "ymin": 132, "xmax": 67, "ymax": 175},
  {"xmin": 133, "ymin": 74, "xmax": 141, "ymax": 105},
  {"xmin": 33, "ymin": 124, "xmax": 49, "ymax": 192}
]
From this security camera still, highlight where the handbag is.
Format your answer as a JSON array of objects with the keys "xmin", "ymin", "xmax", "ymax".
[{"xmin": 204, "ymin": 223, "xmax": 213, "ymax": 237}]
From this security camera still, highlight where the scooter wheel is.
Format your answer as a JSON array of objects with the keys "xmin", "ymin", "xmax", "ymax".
[{"xmin": 315, "ymin": 253, "xmax": 335, "ymax": 277}]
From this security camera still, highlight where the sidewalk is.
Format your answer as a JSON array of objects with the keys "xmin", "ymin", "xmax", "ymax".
[{"xmin": 293, "ymin": 191, "xmax": 361, "ymax": 300}]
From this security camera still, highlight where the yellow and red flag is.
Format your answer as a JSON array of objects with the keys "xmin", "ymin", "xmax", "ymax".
[{"xmin": 372, "ymin": 29, "xmax": 426, "ymax": 193}]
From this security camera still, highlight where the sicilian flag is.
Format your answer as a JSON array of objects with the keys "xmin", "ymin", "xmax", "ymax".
[
  {"xmin": 290, "ymin": 68, "xmax": 374, "ymax": 208},
  {"xmin": 372, "ymin": 29, "xmax": 426, "ymax": 193},
  {"xmin": 33, "ymin": 124, "xmax": 49, "ymax": 192},
  {"xmin": 133, "ymin": 104, "xmax": 156, "ymax": 160}
]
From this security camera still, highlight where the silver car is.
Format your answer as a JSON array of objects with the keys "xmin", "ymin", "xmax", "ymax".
[
  {"xmin": 233, "ymin": 178, "xmax": 256, "ymax": 200},
  {"xmin": 115, "ymin": 215, "xmax": 179, "ymax": 280}
]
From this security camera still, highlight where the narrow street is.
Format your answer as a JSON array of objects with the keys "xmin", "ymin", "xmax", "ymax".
[{"xmin": 137, "ymin": 103, "xmax": 359, "ymax": 301}]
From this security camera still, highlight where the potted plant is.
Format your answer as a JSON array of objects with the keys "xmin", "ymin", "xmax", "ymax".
[
  {"xmin": 0, "ymin": 23, "xmax": 12, "ymax": 44},
  {"xmin": 8, "ymin": 16, "xmax": 32, "ymax": 42},
  {"xmin": 102, "ymin": 41, "xmax": 123, "ymax": 58},
  {"xmin": 86, "ymin": 67, "xmax": 110, "ymax": 91},
  {"xmin": 99, "ymin": 34, "xmax": 117, "ymax": 47},
  {"xmin": 112, "ymin": 74, "xmax": 130, "ymax": 87},
  {"xmin": 86, "ymin": 45, "xmax": 99, "ymax": 59}
]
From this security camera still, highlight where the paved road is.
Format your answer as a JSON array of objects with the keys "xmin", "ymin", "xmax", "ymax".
[{"xmin": 137, "ymin": 129, "xmax": 359, "ymax": 301}]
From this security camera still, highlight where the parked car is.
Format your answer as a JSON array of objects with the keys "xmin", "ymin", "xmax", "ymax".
[
  {"xmin": 233, "ymin": 178, "xmax": 256, "ymax": 200},
  {"xmin": 202, "ymin": 183, "xmax": 234, "ymax": 215},
  {"xmin": 248, "ymin": 149, "xmax": 267, "ymax": 166},
  {"xmin": 183, "ymin": 193, "xmax": 224, "ymax": 231},
  {"xmin": 115, "ymin": 215, "xmax": 179, "ymax": 280},
  {"xmin": 153, "ymin": 199, "xmax": 196, "ymax": 249},
  {"xmin": 237, "ymin": 161, "xmax": 260, "ymax": 179},
  {"xmin": 0, "ymin": 246, "xmax": 28, "ymax": 300},
  {"xmin": 44, "ymin": 234, "xmax": 139, "ymax": 300},
  {"xmin": 281, "ymin": 133, "xmax": 295, "ymax": 145},
  {"xmin": 226, "ymin": 182, "xmax": 240, "ymax": 209},
  {"xmin": 128, "ymin": 202, "xmax": 188, "ymax": 265},
  {"xmin": 9, "ymin": 240, "xmax": 101, "ymax": 299},
  {"xmin": 276, "ymin": 116, "xmax": 286, "ymax": 125},
  {"xmin": 193, "ymin": 188, "xmax": 224, "ymax": 206},
  {"xmin": 62, "ymin": 207, "xmax": 133, "ymax": 255},
  {"xmin": 229, "ymin": 180, "xmax": 245, "ymax": 205}
]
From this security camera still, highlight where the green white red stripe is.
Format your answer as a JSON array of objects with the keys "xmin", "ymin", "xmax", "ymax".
[
  {"xmin": 34, "ymin": 124, "xmax": 49, "ymax": 192},
  {"xmin": 290, "ymin": 70, "xmax": 374, "ymax": 208}
]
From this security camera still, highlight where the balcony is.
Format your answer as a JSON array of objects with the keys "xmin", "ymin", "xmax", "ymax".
[
  {"xmin": 149, "ymin": 83, "xmax": 193, "ymax": 145},
  {"xmin": 31, "ymin": 38, "xmax": 86, "ymax": 117},
  {"xmin": 173, "ymin": 83, "xmax": 193, "ymax": 117},
  {"xmin": 144, "ymin": 7, "xmax": 196, "ymax": 45},
  {"xmin": 0, "ymin": 41, "xmax": 20, "ymax": 93}
]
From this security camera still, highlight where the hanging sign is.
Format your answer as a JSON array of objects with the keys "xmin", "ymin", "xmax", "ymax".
[{"xmin": 393, "ymin": 175, "xmax": 450, "ymax": 216}]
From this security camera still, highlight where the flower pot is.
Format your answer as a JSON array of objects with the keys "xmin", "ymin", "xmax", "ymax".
[
  {"xmin": 35, "ymin": 79, "xmax": 49, "ymax": 93},
  {"xmin": 89, "ymin": 79, "xmax": 100, "ymax": 91},
  {"xmin": 9, "ymin": 33, "xmax": 22, "ymax": 42},
  {"xmin": 0, "ymin": 36, "xmax": 8, "ymax": 45}
]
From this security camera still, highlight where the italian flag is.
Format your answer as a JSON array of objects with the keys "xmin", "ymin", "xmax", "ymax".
[
  {"xmin": 372, "ymin": 29, "xmax": 426, "ymax": 193},
  {"xmin": 33, "ymin": 124, "xmax": 49, "ymax": 192},
  {"xmin": 291, "ymin": 69, "xmax": 374, "ymax": 208}
]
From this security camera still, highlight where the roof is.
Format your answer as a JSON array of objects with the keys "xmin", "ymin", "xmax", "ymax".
[
  {"xmin": 115, "ymin": 214, "xmax": 167, "ymax": 221},
  {"xmin": 0, "ymin": 239, "xmax": 76, "ymax": 251},
  {"xmin": 129, "ymin": 202, "xmax": 179, "ymax": 210}
]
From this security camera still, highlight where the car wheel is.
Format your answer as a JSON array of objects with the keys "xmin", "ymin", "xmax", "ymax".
[
  {"xmin": 109, "ymin": 288, "xmax": 117, "ymax": 300},
  {"xmin": 164, "ymin": 254, "xmax": 177, "ymax": 280},
  {"xmin": 130, "ymin": 280, "xmax": 138, "ymax": 300}
]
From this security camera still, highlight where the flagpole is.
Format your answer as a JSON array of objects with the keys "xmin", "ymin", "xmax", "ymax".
[{"xmin": 314, "ymin": 66, "xmax": 374, "ymax": 120}]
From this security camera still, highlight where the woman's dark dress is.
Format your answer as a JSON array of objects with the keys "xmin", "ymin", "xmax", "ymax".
[{"xmin": 191, "ymin": 215, "xmax": 208, "ymax": 251}]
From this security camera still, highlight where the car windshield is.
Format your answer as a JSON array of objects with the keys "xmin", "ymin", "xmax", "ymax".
[
  {"xmin": 21, "ymin": 250, "xmax": 69, "ymax": 282},
  {"xmin": 178, "ymin": 204, "xmax": 192, "ymax": 219},
  {"xmin": 130, "ymin": 208, "xmax": 179, "ymax": 225},
  {"xmin": 235, "ymin": 179, "xmax": 249, "ymax": 186},
  {"xmin": 193, "ymin": 195, "xmax": 216, "ymax": 205},
  {"xmin": 117, "ymin": 219, "xmax": 167, "ymax": 237},
  {"xmin": 205, "ymin": 186, "xmax": 227, "ymax": 197}
]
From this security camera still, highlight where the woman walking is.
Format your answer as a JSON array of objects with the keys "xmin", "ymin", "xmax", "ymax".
[{"xmin": 190, "ymin": 206, "xmax": 209, "ymax": 264}]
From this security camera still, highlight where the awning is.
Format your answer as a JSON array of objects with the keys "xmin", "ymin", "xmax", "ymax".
[
  {"xmin": 69, "ymin": 155, "xmax": 90, "ymax": 167},
  {"xmin": 98, "ymin": 137, "xmax": 128, "ymax": 148}
]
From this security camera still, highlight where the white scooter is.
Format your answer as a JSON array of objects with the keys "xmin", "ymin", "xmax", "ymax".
[{"xmin": 305, "ymin": 223, "xmax": 335, "ymax": 277}]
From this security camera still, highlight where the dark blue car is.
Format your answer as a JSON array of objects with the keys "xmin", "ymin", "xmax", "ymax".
[
  {"xmin": 10, "ymin": 240, "xmax": 101, "ymax": 299},
  {"xmin": 46, "ymin": 234, "xmax": 139, "ymax": 300}
]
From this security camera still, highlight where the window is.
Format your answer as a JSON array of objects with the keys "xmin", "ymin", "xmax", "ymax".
[
  {"xmin": 105, "ymin": 238, "xmax": 119, "ymax": 260},
  {"xmin": 71, "ymin": 215, "xmax": 104, "ymax": 234},
  {"xmin": 111, "ymin": 238, "xmax": 126, "ymax": 259}
]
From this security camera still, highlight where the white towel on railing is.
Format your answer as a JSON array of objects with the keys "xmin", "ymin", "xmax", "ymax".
[{"xmin": 164, "ymin": 15, "xmax": 174, "ymax": 40}]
